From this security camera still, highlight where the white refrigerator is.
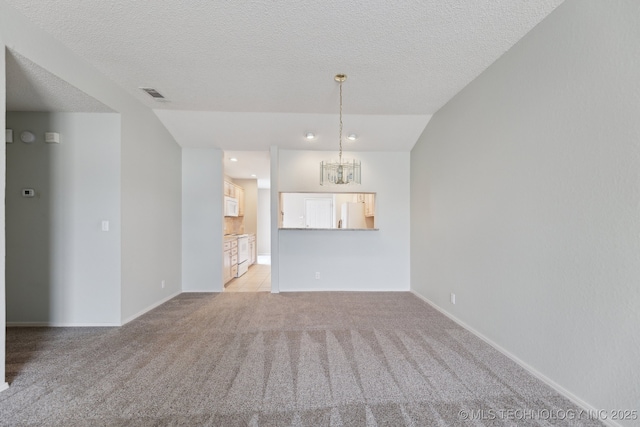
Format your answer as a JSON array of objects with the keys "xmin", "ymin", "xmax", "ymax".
[{"xmin": 341, "ymin": 202, "xmax": 367, "ymax": 229}]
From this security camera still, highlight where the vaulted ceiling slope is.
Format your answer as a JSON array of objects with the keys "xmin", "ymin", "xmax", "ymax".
[
  {"xmin": 6, "ymin": 49, "xmax": 113, "ymax": 113},
  {"xmin": 5, "ymin": 0, "xmax": 564, "ymax": 150}
]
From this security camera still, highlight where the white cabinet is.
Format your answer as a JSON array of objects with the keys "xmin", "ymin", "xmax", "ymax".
[
  {"xmin": 249, "ymin": 234, "xmax": 256, "ymax": 265},
  {"xmin": 352, "ymin": 193, "xmax": 375, "ymax": 217},
  {"xmin": 237, "ymin": 187, "xmax": 245, "ymax": 217},
  {"xmin": 223, "ymin": 242, "xmax": 232, "ymax": 284},
  {"xmin": 364, "ymin": 193, "xmax": 375, "ymax": 217},
  {"xmin": 223, "ymin": 238, "xmax": 238, "ymax": 284}
]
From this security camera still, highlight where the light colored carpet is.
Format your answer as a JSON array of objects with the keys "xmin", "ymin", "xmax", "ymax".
[{"xmin": 1, "ymin": 292, "xmax": 603, "ymax": 426}]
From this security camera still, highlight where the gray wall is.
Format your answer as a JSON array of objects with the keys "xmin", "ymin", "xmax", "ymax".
[
  {"xmin": 410, "ymin": 0, "xmax": 640, "ymax": 419},
  {"xmin": 182, "ymin": 148, "xmax": 224, "ymax": 292},
  {"xmin": 0, "ymin": 0, "xmax": 183, "ymax": 330},
  {"xmin": 6, "ymin": 112, "xmax": 121, "ymax": 325},
  {"xmin": 120, "ymin": 108, "xmax": 182, "ymax": 322},
  {"xmin": 0, "ymin": 45, "xmax": 6, "ymax": 391}
]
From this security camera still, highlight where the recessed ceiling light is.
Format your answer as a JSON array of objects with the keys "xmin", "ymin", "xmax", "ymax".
[
  {"xmin": 347, "ymin": 134, "xmax": 358, "ymax": 141},
  {"xmin": 305, "ymin": 132, "xmax": 316, "ymax": 140},
  {"xmin": 251, "ymin": 174, "xmax": 257, "ymax": 178},
  {"xmin": 230, "ymin": 157, "xmax": 238, "ymax": 162}
]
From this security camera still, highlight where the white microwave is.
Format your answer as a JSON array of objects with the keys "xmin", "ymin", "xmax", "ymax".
[{"xmin": 224, "ymin": 196, "xmax": 239, "ymax": 217}]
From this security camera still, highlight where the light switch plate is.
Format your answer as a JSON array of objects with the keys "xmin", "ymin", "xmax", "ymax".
[{"xmin": 6, "ymin": 129, "xmax": 13, "ymax": 143}]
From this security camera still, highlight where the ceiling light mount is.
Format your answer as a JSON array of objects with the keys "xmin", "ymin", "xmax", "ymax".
[
  {"xmin": 334, "ymin": 74, "xmax": 347, "ymax": 83},
  {"xmin": 305, "ymin": 132, "xmax": 316, "ymax": 140}
]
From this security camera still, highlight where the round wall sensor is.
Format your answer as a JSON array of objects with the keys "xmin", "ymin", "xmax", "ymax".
[{"xmin": 20, "ymin": 131, "xmax": 36, "ymax": 143}]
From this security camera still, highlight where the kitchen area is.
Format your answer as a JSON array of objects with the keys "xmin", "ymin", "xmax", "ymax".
[
  {"xmin": 223, "ymin": 177, "xmax": 270, "ymax": 292},
  {"xmin": 279, "ymin": 192, "xmax": 376, "ymax": 230}
]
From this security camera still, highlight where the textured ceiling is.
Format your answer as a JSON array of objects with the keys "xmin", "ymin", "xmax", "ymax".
[
  {"xmin": 223, "ymin": 151, "xmax": 272, "ymax": 189},
  {"xmin": 5, "ymin": 49, "xmax": 113, "ymax": 113},
  {"xmin": 4, "ymin": 0, "xmax": 563, "ymax": 180},
  {"xmin": 6, "ymin": 0, "xmax": 563, "ymax": 116}
]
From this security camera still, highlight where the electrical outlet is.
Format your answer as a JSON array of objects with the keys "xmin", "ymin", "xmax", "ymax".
[
  {"xmin": 315, "ymin": 272, "xmax": 320, "ymax": 280},
  {"xmin": 161, "ymin": 280, "xmax": 165, "ymax": 289},
  {"xmin": 450, "ymin": 293, "xmax": 456, "ymax": 304}
]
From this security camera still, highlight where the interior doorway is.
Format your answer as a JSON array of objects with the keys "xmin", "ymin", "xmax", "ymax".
[
  {"xmin": 222, "ymin": 150, "xmax": 271, "ymax": 292},
  {"xmin": 304, "ymin": 197, "xmax": 333, "ymax": 228}
]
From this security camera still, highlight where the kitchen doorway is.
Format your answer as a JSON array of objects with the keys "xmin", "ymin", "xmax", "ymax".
[
  {"xmin": 222, "ymin": 157, "xmax": 271, "ymax": 292},
  {"xmin": 224, "ymin": 257, "xmax": 271, "ymax": 292}
]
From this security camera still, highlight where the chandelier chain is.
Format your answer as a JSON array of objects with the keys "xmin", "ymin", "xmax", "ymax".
[
  {"xmin": 339, "ymin": 81, "xmax": 343, "ymax": 162},
  {"xmin": 320, "ymin": 73, "xmax": 360, "ymax": 186}
]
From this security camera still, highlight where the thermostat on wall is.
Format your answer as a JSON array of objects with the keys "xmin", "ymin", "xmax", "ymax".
[
  {"xmin": 22, "ymin": 188, "xmax": 35, "ymax": 198},
  {"xmin": 45, "ymin": 132, "xmax": 60, "ymax": 144}
]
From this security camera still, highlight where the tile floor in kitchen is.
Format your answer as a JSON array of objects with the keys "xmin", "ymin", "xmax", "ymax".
[{"xmin": 224, "ymin": 256, "xmax": 271, "ymax": 292}]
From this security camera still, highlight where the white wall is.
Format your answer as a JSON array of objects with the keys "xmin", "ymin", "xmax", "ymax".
[
  {"xmin": 0, "ymin": 1, "xmax": 182, "ymax": 327},
  {"xmin": 281, "ymin": 193, "xmax": 335, "ymax": 228},
  {"xmin": 410, "ymin": 0, "xmax": 640, "ymax": 421},
  {"xmin": 6, "ymin": 112, "xmax": 121, "ymax": 325},
  {"xmin": 278, "ymin": 149, "xmax": 409, "ymax": 291},
  {"xmin": 182, "ymin": 148, "xmax": 224, "ymax": 292},
  {"xmin": 257, "ymin": 188, "xmax": 271, "ymax": 255}
]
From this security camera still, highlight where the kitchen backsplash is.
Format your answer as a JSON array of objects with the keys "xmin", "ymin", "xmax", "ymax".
[{"xmin": 224, "ymin": 216, "xmax": 244, "ymax": 235}]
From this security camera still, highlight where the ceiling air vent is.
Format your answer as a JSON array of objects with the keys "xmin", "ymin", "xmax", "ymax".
[{"xmin": 139, "ymin": 87, "xmax": 168, "ymax": 101}]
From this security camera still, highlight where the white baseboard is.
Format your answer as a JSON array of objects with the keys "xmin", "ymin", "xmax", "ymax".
[
  {"xmin": 410, "ymin": 290, "xmax": 622, "ymax": 427},
  {"xmin": 182, "ymin": 290, "xmax": 220, "ymax": 293},
  {"xmin": 277, "ymin": 287, "xmax": 409, "ymax": 292},
  {"xmin": 7, "ymin": 322, "xmax": 119, "ymax": 327},
  {"xmin": 0, "ymin": 383, "xmax": 9, "ymax": 393},
  {"xmin": 121, "ymin": 291, "xmax": 181, "ymax": 325}
]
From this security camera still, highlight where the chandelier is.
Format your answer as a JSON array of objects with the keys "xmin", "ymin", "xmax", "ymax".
[{"xmin": 320, "ymin": 74, "xmax": 361, "ymax": 186}]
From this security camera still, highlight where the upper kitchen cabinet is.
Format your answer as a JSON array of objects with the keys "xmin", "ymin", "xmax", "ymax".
[
  {"xmin": 353, "ymin": 193, "xmax": 375, "ymax": 217},
  {"xmin": 224, "ymin": 181, "xmax": 237, "ymax": 198},
  {"xmin": 237, "ymin": 187, "xmax": 245, "ymax": 217},
  {"xmin": 364, "ymin": 193, "xmax": 375, "ymax": 217}
]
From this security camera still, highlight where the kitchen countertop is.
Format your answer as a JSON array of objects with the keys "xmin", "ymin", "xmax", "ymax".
[
  {"xmin": 279, "ymin": 228, "xmax": 379, "ymax": 231},
  {"xmin": 224, "ymin": 233, "xmax": 256, "ymax": 241}
]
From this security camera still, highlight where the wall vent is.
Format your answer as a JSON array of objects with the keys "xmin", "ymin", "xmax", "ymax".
[{"xmin": 139, "ymin": 87, "xmax": 168, "ymax": 101}]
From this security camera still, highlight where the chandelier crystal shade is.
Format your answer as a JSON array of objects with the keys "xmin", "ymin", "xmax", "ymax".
[{"xmin": 320, "ymin": 74, "xmax": 361, "ymax": 186}]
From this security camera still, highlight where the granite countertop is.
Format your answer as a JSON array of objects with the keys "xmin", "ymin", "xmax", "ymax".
[{"xmin": 224, "ymin": 233, "xmax": 256, "ymax": 241}]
